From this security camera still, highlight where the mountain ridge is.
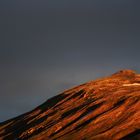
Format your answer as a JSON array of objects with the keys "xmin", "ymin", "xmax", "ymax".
[{"xmin": 0, "ymin": 69, "xmax": 140, "ymax": 140}]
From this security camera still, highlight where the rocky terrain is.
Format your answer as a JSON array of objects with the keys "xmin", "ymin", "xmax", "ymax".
[{"xmin": 0, "ymin": 70, "xmax": 140, "ymax": 140}]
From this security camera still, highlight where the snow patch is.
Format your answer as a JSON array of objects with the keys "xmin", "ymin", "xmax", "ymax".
[{"xmin": 123, "ymin": 83, "xmax": 140, "ymax": 86}]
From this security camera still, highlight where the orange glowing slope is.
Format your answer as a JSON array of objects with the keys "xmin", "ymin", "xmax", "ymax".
[{"xmin": 0, "ymin": 70, "xmax": 140, "ymax": 140}]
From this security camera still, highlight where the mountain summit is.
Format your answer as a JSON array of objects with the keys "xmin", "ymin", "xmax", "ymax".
[{"xmin": 0, "ymin": 70, "xmax": 140, "ymax": 140}]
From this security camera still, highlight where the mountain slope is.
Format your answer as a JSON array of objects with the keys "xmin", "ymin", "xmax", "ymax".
[{"xmin": 0, "ymin": 70, "xmax": 140, "ymax": 140}]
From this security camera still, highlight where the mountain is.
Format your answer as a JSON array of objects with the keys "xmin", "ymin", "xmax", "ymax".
[{"xmin": 0, "ymin": 70, "xmax": 140, "ymax": 140}]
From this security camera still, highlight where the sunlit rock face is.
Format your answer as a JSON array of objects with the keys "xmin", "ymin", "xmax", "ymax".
[{"xmin": 0, "ymin": 70, "xmax": 140, "ymax": 140}]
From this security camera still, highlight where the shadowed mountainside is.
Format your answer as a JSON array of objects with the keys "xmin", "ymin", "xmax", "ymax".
[{"xmin": 0, "ymin": 70, "xmax": 140, "ymax": 140}]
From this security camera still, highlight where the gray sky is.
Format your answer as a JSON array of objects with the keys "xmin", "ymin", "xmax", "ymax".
[{"xmin": 0, "ymin": 0, "xmax": 140, "ymax": 122}]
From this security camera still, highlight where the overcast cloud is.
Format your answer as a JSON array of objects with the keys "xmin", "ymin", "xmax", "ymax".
[{"xmin": 0, "ymin": 0, "xmax": 140, "ymax": 122}]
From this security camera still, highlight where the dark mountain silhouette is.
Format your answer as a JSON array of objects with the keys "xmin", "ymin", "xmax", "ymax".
[{"xmin": 0, "ymin": 70, "xmax": 140, "ymax": 140}]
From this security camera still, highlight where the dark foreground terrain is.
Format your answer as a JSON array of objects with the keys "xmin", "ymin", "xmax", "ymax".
[{"xmin": 0, "ymin": 70, "xmax": 140, "ymax": 140}]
